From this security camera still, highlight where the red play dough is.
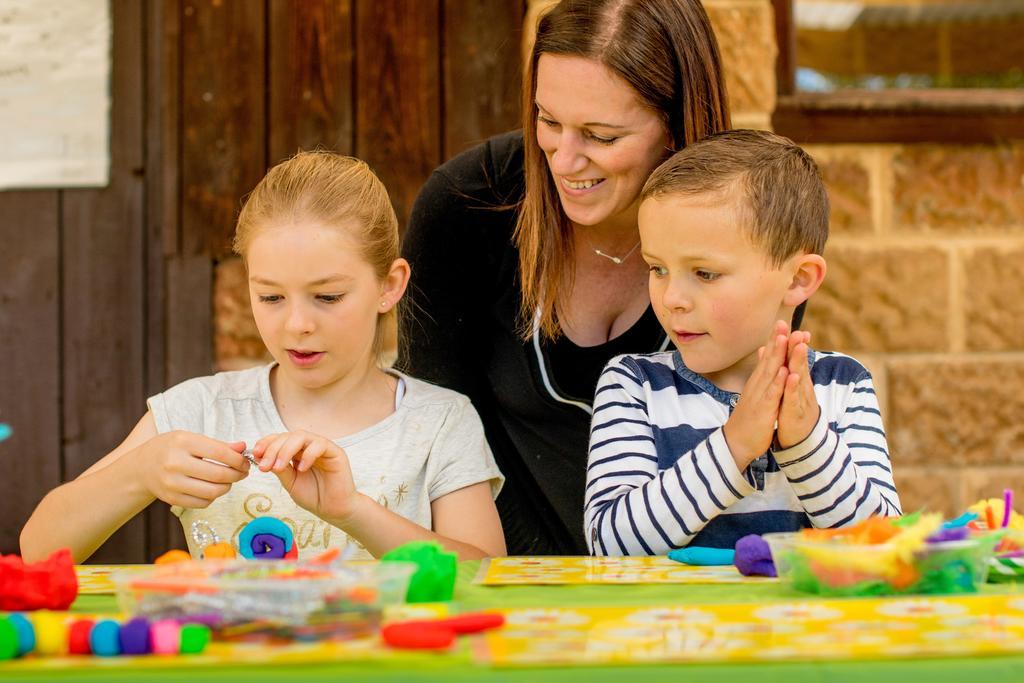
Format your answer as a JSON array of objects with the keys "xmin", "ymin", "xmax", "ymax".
[
  {"xmin": 0, "ymin": 548, "xmax": 78, "ymax": 610},
  {"xmin": 381, "ymin": 622, "xmax": 456, "ymax": 649},
  {"xmin": 381, "ymin": 613, "xmax": 504, "ymax": 650},
  {"xmin": 68, "ymin": 619, "xmax": 95, "ymax": 655},
  {"xmin": 442, "ymin": 613, "xmax": 505, "ymax": 633}
]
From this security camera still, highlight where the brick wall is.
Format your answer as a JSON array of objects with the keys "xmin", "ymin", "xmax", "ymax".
[
  {"xmin": 214, "ymin": 0, "xmax": 1024, "ymax": 516},
  {"xmin": 806, "ymin": 143, "xmax": 1024, "ymax": 516}
]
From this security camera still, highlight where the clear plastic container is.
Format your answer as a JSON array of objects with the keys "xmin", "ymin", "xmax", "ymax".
[
  {"xmin": 989, "ymin": 528, "xmax": 1024, "ymax": 582},
  {"xmin": 114, "ymin": 559, "xmax": 415, "ymax": 641},
  {"xmin": 763, "ymin": 531, "xmax": 999, "ymax": 597}
]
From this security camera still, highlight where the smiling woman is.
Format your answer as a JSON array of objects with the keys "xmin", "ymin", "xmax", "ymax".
[{"xmin": 398, "ymin": 0, "xmax": 732, "ymax": 555}]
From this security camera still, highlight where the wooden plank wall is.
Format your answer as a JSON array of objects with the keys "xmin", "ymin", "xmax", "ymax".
[{"xmin": 0, "ymin": 0, "xmax": 524, "ymax": 561}]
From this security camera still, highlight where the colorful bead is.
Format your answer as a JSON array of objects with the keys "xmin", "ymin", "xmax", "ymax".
[
  {"xmin": 179, "ymin": 623, "xmax": 211, "ymax": 654},
  {"xmin": 202, "ymin": 541, "xmax": 237, "ymax": 559},
  {"xmin": 119, "ymin": 617, "xmax": 151, "ymax": 655},
  {"xmin": 150, "ymin": 619, "xmax": 181, "ymax": 654},
  {"xmin": 0, "ymin": 618, "xmax": 18, "ymax": 661},
  {"xmin": 238, "ymin": 517, "xmax": 294, "ymax": 560},
  {"xmin": 67, "ymin": 619, "xmax": 95, "ymax": 655},
  {"xmin": 6, "ymin": 613, "xmax": 35, "ymax": 656},
  {"xmin": 89, "ymin": 619, "xmax": 121, "ymax": 657},
  {"xmin": 31, "ymin": 611, "xmax": 67, "ymax": 656}
]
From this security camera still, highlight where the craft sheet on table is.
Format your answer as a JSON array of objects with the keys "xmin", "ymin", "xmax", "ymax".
[
  {"xmin": 475, "ymin": 556, "xmax": 776, "ymax": 585},
  {"xmin": 478, "ymin": 594, "xmax": 1024, "ymax": 666},
  {"xmin": 75, "ymin": 564, "xmax": 147, "ymax": 595}
]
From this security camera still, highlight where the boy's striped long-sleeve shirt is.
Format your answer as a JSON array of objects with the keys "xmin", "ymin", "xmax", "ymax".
[{"xmin": 584, "ymin": 349, "xmax": 901, "ymax": 556}]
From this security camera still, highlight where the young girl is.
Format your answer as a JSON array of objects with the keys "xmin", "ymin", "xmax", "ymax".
[{"xmin": 21, "ymin": 152, "xmax": 506, "ymax": 563}]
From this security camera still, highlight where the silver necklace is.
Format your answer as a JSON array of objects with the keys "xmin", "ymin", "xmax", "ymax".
[{"xmin": 587, "ymin": 238, "xmax": 641, "ymax": 265}]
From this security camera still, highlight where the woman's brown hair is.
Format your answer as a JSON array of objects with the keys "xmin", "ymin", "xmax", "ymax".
[
  {"xmin": 516, "ymin": 0, "xmax": 731, "ymax": 340},
  {"xmin": 233, "ymin": 151, "xmax": 401, "ymax": 360}
]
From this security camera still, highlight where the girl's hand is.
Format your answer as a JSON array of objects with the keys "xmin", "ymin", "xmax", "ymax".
[
  {"xmin": 777, "ymin": 331, "xmax": 820, "ymax": 449},
  {"xmin": 723, "ymin": 320, "xmax": 790, "ymax": 469},
  {"xmin": 136, "ymin": 431, "xmax": 249, "ymax": 508},
  {"xmin": 252, "ymin": 431, "xmax": 359, "ymax": 522}
]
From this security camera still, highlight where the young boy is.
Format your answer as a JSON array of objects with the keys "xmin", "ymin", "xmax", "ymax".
[{"xmin": 584, "ymin": 130, "xmax": 900, "ymax": 556}]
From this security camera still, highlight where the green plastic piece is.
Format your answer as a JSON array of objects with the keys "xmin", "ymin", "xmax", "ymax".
[
  {"xmin": 179, "ymin": 623, "xmax": 211, "ymax": 654},
  {"xmin": 380, "ymin": 541, "xmax": 457, "ymax": 603},
  {"xmin": 892, "ymin": 511, "xmax": 921, "ymax": 527},
  {"xmin": 0, "ymin": 618, "xmax": 18, "ymax": 661}
]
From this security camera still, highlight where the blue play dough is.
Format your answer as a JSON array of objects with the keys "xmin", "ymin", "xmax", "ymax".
[
  {"xmin": 668, "ymin": 546, "xmax": 735, "ymax": 565},
  {"xmin": 943, "ymin": 512, "xmax": 978, "ymax": 529},
  {"xmin": 7, "ymin": 614, "xmax": 35, "ymax": 656},
  {"xmin": 238, "ymin": 516, "xmax": 294, "ymax": 560},
  {"xmin": 90, "ymin": 620, "xmax": 122, "ymax": 657},
  {"xmin": 0, "ymin": 423, "xmax": 11, "ymax": 442},
  {"xmin": 119, "ymin": 617, "xmax": 151, "ymax": 655}
]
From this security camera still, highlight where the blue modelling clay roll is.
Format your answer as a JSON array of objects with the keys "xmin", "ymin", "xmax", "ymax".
[
  {"xmin": 6, "ymin": 613, "xmax": 35, "ymax": 656},
  {"xmin": 667, "ymin": 546, "xmax": 736, "ymax": 565},
  {"xmin": 90, "ymin": 620, "xmax": 122, "ymax": 657}
]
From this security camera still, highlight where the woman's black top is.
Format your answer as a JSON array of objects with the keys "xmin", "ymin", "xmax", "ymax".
[{"xmin": 397, "ymin": 131, "xmax": 669, "ymax": 554}]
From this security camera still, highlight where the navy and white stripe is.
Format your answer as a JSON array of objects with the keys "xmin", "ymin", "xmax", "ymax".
[{"xmin": 584, "ymin": 349, "xmax": 901, "ymax": 555}]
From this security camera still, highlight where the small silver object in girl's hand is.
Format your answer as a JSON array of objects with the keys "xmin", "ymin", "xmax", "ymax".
[{"xmin": 241, "ymin": 448, "xmax": 259, "ymax": 466}]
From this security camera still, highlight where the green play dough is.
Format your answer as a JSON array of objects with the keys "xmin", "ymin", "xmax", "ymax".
[
  {"xmin": 179, "ymin": 624, "xmax": 211, "ymax": 654},
  {"xmin": 0, "ymin": 618, "xmax": 18, "ymax": 661},
  {"xmin": 381, "ymin": 541, "xmax": 457, "ymax": 603}
]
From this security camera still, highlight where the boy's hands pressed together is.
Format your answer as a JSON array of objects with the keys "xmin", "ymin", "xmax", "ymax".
[
  {"xmin": 776, "ymin": 329, "xmax": 820, "ymax": 449},
  {"xmin": 252, "ymin": 430, "xmax": 360, "ymax": 523},
  {"xmin": 723, "ymin": 320, "xmax": 791, "ymax": 469}
]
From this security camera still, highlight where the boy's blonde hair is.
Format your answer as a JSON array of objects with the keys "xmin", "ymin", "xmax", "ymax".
[
  {"xmin": 233, "ymin": 151, "xmax": 400, "ymax": 358},
  {"xmin": 641, "ymin": 129, "xmax": 829, "ymax": 265}
]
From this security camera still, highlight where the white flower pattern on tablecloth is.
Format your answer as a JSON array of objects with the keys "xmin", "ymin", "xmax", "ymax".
[
  {"xmin": 795, "ymin": 632, "xmax": 890, "ymax": 649},
  {"xmin": 875, "ymin": 599, "xmax": 966, "ymax": 618},
  {"xmin": 834, "ymin": 619, "xmax": 914, "ymax": 632},
  {"xmin": 506, "ymin": 608, "xmax": 590, "ymax": 627},
  {"xmin": 591, "ymin": 571, "xmax": 649, "ymax": 582},
  {"xmin": 663, "ymin": 568, "xmax": 741, "ymax": 581},
  {"xmin": 600, "ymin": 626, "xmax": 670, "ymax": 642},
  {"xmin": 502, "ymin": 628, "xmax": 576, "ymax": 639},
  {"xmin": 943, "ymin": 614, "xmax": 1024, "ymax": 629},
  {"xmin": 626, "ymin": 607, "xmax": 715, "ymax": 625},
  {"xmin": 752, "ymin": 603, "xmax": 843, "ymax": 621},
  {"xmin": 714, "ymin": 621, "xmax": 802, "ymax": 635},
  {"xmin": 494, "ymin": 558, "xmax": 563, "ymax": 567},
  {"xmin": 759, "ymin": 647, "xmax": 804, "ymax": 659}
]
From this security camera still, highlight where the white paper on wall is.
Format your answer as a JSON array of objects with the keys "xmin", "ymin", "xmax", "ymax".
[{"xmin": 0, "ymin": 0, "xmax": 111, "ymax": 189}]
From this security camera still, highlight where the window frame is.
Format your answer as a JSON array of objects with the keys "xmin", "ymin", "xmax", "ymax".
[{"xmin": 770, "ymin": 0, "xmax": 1024, "ymax": 143}]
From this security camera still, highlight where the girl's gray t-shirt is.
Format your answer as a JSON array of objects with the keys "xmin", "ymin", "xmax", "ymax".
[{"xmin": 147, "ymin": 364, "xmax": 503, "ymax": 559}]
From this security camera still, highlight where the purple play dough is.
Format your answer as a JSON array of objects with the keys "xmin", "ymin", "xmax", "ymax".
[
  {"xmin": 926, "ymin": 526, "xmax": 970, "ymax": 543},
  {"xmin": 251, "ymin": 532, "xmax": 288, "ymax": 559},
  {"xmin": 734, "ymin": 534, "xmax": 777, "ymax": 577},
  {"xmin": 119, "ymin": 617, "xmax": 152, "ymax": 655}
]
